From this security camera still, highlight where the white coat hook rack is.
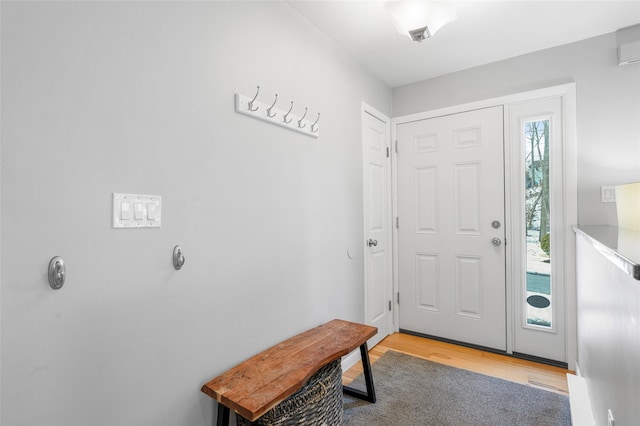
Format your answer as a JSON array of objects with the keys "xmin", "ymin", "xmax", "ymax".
[{"xmin": 235, "ymin": 87, "xmax": 319, "ymax": 138}]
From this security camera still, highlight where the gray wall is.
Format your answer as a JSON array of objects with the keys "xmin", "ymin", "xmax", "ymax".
[
  {"xmin": 0, "ymin": 2, "xmax": 391, "ymax": 425},
  {"xmin": 393, "ymin": 28, "xmax": 640, "ymax": 226},
  {"xmin": 576, "ymin": 231, "xmax": 640, "ymax": 425}
]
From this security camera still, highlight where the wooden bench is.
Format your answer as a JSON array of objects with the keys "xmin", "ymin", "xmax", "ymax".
[{"xmin": 201, "ymin": 319, "xmax": 377, "ymax": 425}]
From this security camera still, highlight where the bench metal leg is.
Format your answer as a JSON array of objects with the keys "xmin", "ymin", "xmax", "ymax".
[
  {"xmin": 216, "ymin": 404, "xmax": 230, "ymax": 426},
  {"xmin": 343, "ymin": 342, "xmax": 376, "ymax": 403}
]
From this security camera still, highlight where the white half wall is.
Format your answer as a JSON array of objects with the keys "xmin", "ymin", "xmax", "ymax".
[
  {"xmin": 576, "ymin": 230, "xmax": 640, "ymax": 425},
  {"xmin": 0, "ymin": 2, "xmax": 391, "ymax": 425},
  {"xmin": 393, "ymin": 28, "xmax": 640, "ymax": 226}
]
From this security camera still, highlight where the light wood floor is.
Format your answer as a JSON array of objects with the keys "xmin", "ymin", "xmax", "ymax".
[{"xmin": 343, "ymin": 332, "xmax": 572, "ymax": 396}]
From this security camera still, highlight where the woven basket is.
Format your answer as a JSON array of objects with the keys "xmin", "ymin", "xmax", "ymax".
[{"xmin": 237, "ymin": 360, "xmax": 343, "ymax": 426}]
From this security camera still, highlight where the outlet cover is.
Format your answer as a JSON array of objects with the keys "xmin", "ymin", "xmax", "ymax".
[{"xmin": 601, "ymin": 186, "xmax": 616, "ymax": 203}]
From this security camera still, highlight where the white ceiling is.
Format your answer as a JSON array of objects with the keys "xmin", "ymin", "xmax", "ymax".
[{"xmin": 287, "ymin": 1, "xmax": 640, "ymax": 87}]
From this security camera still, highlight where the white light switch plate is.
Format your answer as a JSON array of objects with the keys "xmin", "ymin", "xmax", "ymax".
[
  {"xmin": 601, "ymin": 186, "xmax": 616, "ymax": 203},
  {"xmin": 113, "ymin": 193, "xmax": 161, "ymax": 228}
]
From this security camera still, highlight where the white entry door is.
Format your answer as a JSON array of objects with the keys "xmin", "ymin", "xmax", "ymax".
[
  {"xmin": 362, "ymin": 106, "xmax": 393, "ymax": 348},
  {"xmin": 397, "ymin": 106, "xmax": 506, "ymax": 351}
]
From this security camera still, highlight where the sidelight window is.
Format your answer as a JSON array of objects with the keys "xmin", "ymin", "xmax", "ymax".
[{"xmin": 523, "ymin": 120, "xmax": 552, "ymax": 329}]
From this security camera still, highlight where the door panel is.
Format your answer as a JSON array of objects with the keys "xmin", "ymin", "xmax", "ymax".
[
  {"xmin": 455, "ymin": 255, "xmax": 483, "ymax": 318},
  {"xmin": 397, "ymin": 106, "xmax": 506, "ymax": 351},
  {"xmin": 416, "ymin": 253, "xmax": 438, "ymax": 310},
  {"xmin": 415, "ymin": 166, "xmax": 438, "ymax": 233},
  {"xmin": 363, "ymin": 109, "xmax": 393, "ymax": 347},
  {"xmin": 455, "ymin": 161, "xmax": 482, "ymax": 234},
  {"xmin": 510, "ymin": 97, "xmax": 566, "ymax": 362}
]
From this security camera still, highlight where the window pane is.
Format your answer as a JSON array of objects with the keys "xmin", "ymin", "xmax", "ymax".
[{"xmin": 524, "ymin": 120, "xmax": 551, "ymax": 328}]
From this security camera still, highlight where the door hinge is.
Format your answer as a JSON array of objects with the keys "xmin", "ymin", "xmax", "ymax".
[
  {"xmin": 396, "ymin": 216, "xmax": 399, "ymax": 228},
  {"xmin": 397, "ymin": 292, "xmax": 400, "ymax": 305},
  {"xmin": 388, "ymin": 300, "xmax": 392, "ymax": 311},
  {"xmin": 395, "ymin": 140, "xmax": 398, "ymax": 154},
  {"xmin": 386, "ymin": 146, "xmax": 390, "ymax": 158},
  {"xmin": 504, "ymin": 238, "xmax": 507, "ymax": 246}
]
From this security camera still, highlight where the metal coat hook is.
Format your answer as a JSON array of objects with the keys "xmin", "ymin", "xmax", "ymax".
[
  {"xmin": 48, "ymin": 256, "xmax": 66, "ymax": 290},
  {"xmin": 266, "ymin": 94, "xmax": 278, "ymax": 118},
  {"xmin": 311, "ymin": 113, "xmax": 320, "ymax": 133},
  {"xmin": 248, "ymin": 86, "xmax": 260, "ymax": 112},
  {"xmin": 173, "ymin": 245, "xmax": 185, "ymax": 270},
  {"xmin": 298, "ymin": 108, "xmax": 308, "ymax": 129},
  {"xmin": 283, "ymin": 101, "xmax": 294, "ymax": 124}
]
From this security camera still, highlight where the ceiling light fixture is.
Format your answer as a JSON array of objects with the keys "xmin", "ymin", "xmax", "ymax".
[{"xmin": 384, "ymin": 1, "xmax": 457, "ymax": 42}]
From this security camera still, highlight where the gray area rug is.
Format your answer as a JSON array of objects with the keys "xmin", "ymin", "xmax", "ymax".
[{"xmin": 343, "ymin": 351, "xmax": 571, "ymax": 426}]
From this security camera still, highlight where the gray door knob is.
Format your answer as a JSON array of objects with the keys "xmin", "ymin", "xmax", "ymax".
[
  {"xmin": 367, "ymin": 239, "xmax": 378, "ymax": 247},
  {"xmin": 491, "ymin": 237, "xmax": 502, "ymax": 247}
]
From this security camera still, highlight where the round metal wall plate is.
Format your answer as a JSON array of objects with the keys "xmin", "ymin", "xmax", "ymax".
[{"xmin": 48, "ymin": 256, "xmax": 65, "ymax": 290}]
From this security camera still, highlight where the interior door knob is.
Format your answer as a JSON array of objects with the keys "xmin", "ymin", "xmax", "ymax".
[
  {"xmin": 491, "ymin": 237, "xmax": 502, "ymax": 247},
  {"xmin": 367, "ymin": 239, "xmax": 378, "ymax": 247}
]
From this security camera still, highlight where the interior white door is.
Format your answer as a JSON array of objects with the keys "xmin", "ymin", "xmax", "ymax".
[
  {"xmin": 397, "ymin": 106, "xmax": 506, "ymax": 351},
  {"xmin": 362, "ymin": 108, "xmax": 393, "ymax": 348}
]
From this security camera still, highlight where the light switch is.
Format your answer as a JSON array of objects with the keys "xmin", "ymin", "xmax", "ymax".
[
  {"xmin": 134, "ymin": 203, "xmax": 144, "ymax": 220},
  {"xmin": 113, "ymin": 193, "xmax": 161, "ymax": 228},
  {"xmin": 120, "ymin": 202, "xmax": 132, "ymax": 220},
  {"xmin": 147, "ymin": 203, "xmax": 157, "ymax": 220},
  {"xmin": 601, "ymin": 186, "xmax": 616, "ymax": 203}
]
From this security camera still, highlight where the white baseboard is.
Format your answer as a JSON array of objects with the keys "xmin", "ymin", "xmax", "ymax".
[
  {"xmin": 341, "ymin": 349, "xmax": 362, "ymax": 373},
  {"xmin": 567, "ymin": 373, "xmax": 596, "ymax": 426}
]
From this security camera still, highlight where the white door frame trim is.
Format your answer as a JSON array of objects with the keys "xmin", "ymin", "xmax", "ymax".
[{"xmin": 390, "ymin": 83, "xmax": 577, "ymax": 370}]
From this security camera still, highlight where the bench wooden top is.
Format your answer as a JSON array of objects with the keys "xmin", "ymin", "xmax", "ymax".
[{"xmin": 200, "ymin": 319, "xmax": 377, "ymax": 421}]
